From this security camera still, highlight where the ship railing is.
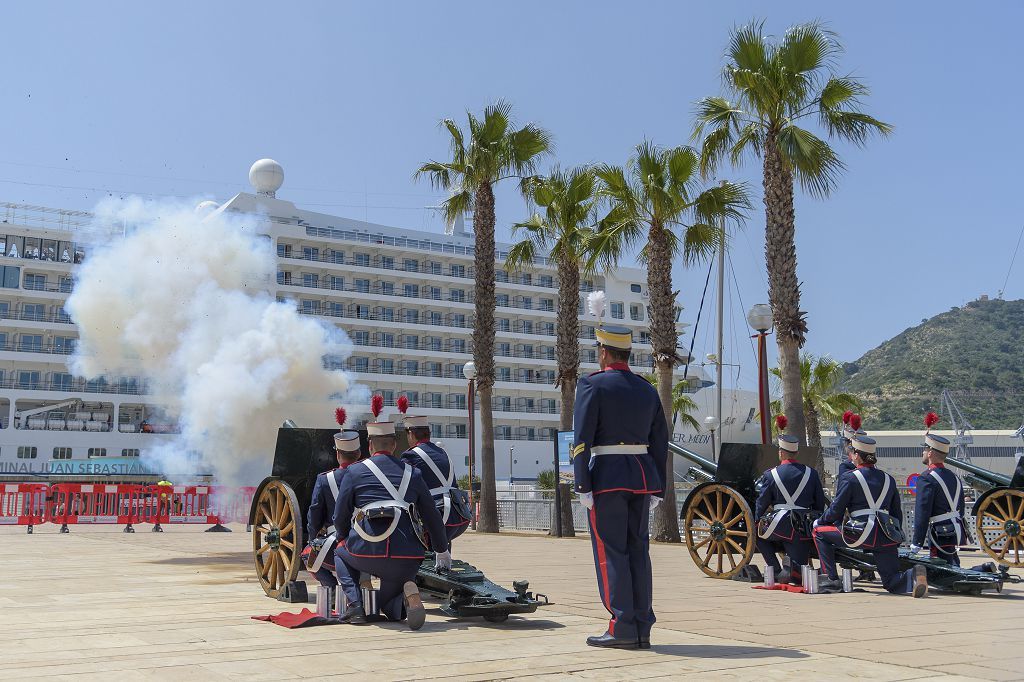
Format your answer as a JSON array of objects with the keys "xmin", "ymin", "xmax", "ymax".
[
  {"xmin": 0, "ymin": 377, "xmax": 150, "ymax": 395},
  {"xmin": 0, "ymin": 203, "xmax": 94, "ymax": 233},
  {"xmin": 0, "ymin": 310, "xmax": 75, "ymax": 325}
]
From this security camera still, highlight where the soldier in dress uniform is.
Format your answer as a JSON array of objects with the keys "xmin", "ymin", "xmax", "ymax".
[
  {"xmin": 754, "ymin": 433, "xmax": 826, "ymax": 585},
  {"xmin": 572, "ymin": 324, "xmax": 668, "ymax": 650},
  {"xmin": 332, "ymin": 418, "xmax": 450, "ymax": 629},
  {"xmin": 836, "ymin": 413, "xmax": 864, "ymax": 486},
  {"xmin": 305, "ymin": 409, "xmax": 363, "ymax": 591},
  {"xmin": 400, "ymin": 413, "xmax": 471, "ymax": 545},
  {"xmin": 911, "ymin": 431, "xmax": 966, "ymax": 566},
  {"xmin": 812, "ymin": 435, "xmax": 928, "ymax": 597}
]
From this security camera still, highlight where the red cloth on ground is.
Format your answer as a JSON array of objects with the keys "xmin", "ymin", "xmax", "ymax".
[{"xmin": 251, "ymin": 608, "xmax": 335, "ymax": 628}]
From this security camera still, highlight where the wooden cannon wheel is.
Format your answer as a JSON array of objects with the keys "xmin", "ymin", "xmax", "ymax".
[
  {"xmin": 252, "ymin": 480, "xmax": 303, "ymax": 597},
  {"xmin": 683, "ymin": 484, "xmax": 755, "ymax": 579},
  {"xmin": 974, "ymin": 489, "xmax": 1024, "ymax": 568}
]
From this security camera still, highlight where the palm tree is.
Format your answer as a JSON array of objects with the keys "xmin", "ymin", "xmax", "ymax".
[
  {"xmin": 694, "ymin": 21, "xmax": 891, "ymax": 447},
  {"xmin": 643, "ymin": 373, "xmax": 701, "ymax": 431},
  {"xmin": 769, "ymin": 353, "xmax": 863, "ymax": 469},
  {"xmin": 417, "ymin": 101, "xmax": 552, "ymax": 533},
  {"xmin": 592, "ymin": 142, "xmax": 749, "ymax": 542},
  {"xmin": 507, "ymin": 166, "xmax": 598, "ymax": 432}
]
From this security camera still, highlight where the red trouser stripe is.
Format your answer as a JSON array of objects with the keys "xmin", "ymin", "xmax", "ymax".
[{"xmin": 589, "ymin": 506, "xmax": 616, "ymax": 636}]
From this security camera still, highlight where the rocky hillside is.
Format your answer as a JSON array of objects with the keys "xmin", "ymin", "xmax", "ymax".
[{"xmin": 842, "ymin": 297, "xmax": 1024, "ymax": 430}]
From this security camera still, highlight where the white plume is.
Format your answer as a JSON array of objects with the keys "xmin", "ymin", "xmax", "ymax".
[
  {"xmin": 587, "ymin": 290, "xmax": 607, "ymax": 319},
  {"xmin": 65, "ymin": 197, "xmax": 365, "ymax": 485}
]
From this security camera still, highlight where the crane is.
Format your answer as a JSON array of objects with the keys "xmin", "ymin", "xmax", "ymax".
[{"xmin": 940, "ymin": 389, "xmax": 975, "ymax": 463}]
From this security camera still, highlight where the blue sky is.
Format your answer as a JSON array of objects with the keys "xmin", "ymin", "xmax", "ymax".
[{"xmin": 3, "ymin": 1, "xmax": 1022, "ymax": 390}]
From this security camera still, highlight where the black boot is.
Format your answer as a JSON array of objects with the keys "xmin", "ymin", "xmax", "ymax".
[
  {"xmin": 338, "ymin": 604, "xmax": 367, "ymax": 624},
  {"xmin": 637, "ymin": 634, "xmax": 651, "ymax": 650},
  {"xmin": 586, "ymin": 632, "xmax": 638, "ymax": 649}
]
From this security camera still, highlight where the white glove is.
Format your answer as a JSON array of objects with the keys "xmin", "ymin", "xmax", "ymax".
[
  {"xmin": 434, "ymin": 550, "xmax": 452, "ymax": 571},
  {"xmin": 579, "ymin": 492, "xmax": 594, "ymax": 510},
  {"xmin": 649, "ymin": 496, "xmax": 663, "ymax": 511},
  {"xmin": 908, "ymin": 544, "xmax": 922, "ymax": 555},
  {"xmin": 812, "ymin": 519, "xmax": 821, "ymax": 529}
]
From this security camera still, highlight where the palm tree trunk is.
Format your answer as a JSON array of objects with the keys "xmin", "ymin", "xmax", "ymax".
[
  {"xmin": 473, "ymin": 182, "xmax": 499, "ymax": 533},
  {"xmin": 645, "ymin": 220, "xmax": 680, "ymax": 543},
  {"xmin": 556, "ymin": 255, "xmax": 581, "ymax": 432},
  {"xmin": 763, "ymin": 130, "xmax": 808, "ymax": 445},
  {"xmin": 804, "ymin": 402, "xmax": 825, "ymax": 472}
]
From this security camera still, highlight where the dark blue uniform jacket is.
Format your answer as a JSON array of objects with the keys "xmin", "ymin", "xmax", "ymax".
[
  {"xmin": 572, "ymin": 365, "xmax": 669, "ymax": 496},
  {"xmin": 306, "ymin": 465, "xmax": 350, "ymax": 541},
  {"xmin": 819, "ymin": 465, "xmax": 902, "ymax": 548},
  {"xmin": 913, "ymin": 464, "xmax": 965, "ymax": 546},
  {"xmin": 755, "ymin": 460, "xmax": 827, "ymax": 519},
  {"xmin": 401, "ymin": 440, "xmax": 468, "ymax": 528},
  {"xmin": 332, "ymin": 453, "xmax": 448, "ymax": 559}
]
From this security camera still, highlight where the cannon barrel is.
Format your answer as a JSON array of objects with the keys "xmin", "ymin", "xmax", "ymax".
[
  {"xmin": 944, "ymin": 457, "xmax": 1011, "ymax": 489},
  {"xmin": 669, "ymin": 441, "xmax": 719, "ymax": 477}
]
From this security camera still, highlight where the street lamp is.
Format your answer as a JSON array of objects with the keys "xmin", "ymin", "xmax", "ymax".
[
  {"xmin": 746, "ymin": 303, "xmax": 773, "ymax": 446},
  {"xmin": 509, "ymin": 446, "xmax": 515, "ymax": 485},
  {"xmin": 704, "ymin": 415, "xmax": 720, "ymax": 462},
  {"xmin": 462, "ymin": 361, "xmax": 477, "ymax": 530}
]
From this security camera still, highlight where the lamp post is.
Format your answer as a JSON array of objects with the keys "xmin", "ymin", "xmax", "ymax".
[
  {"xmin": 509, "ymin": 446, "xmax": 515, "ymax": 485},
  {"xmin": 704, "ymin": 415, "xmax": 720, "ymax": 462},
  {"xmin": 746, "ymin": 304, "xmax": 773, "ymax": 446},
  {"xmin": 463, "ymin": 361, "xmax": 477, "ymax": 530}
]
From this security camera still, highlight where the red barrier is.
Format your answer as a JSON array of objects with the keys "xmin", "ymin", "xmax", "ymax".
[
  {"xmin": 149, "ymin": 485, "xmax": 220, "ymax": 525},
  {"xmin": 0, "ymin": 483, "xmax": 48, "ymax": 533},
  {"xmin": 210, "ymin": 486, "xmax": 257, "ymax": 525},
  {"xmin": 47, "ymin": 483, "xmax": 148, "ymax": 533}
]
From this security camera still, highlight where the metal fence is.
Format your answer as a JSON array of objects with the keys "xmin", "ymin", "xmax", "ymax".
[{"xmin": 493, "ymin": 484, "xmax": 979, "ymax": 546}]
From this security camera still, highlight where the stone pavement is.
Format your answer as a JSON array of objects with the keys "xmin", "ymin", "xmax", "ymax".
[{"xmin": 0, "ymin": 526, "xmax": 1021, "ymax": 681}]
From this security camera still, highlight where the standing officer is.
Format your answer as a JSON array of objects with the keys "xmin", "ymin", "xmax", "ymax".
[
  {"xmin": 755, "ymin": 432, "xmax": 826, "ymax": 585},
  {"xmin": 836, "ymin": 413, "xmax": 864, "ymax": 487},
  {"xmin": 305, "ymin": 409, "xmax": 362, "ymax": 594},
  {"xmin": 333, "ymin": 415, "xmax": 450, "ymax": 630},
  {"xmin": 400, "ymin": 412, "xmax": 471, "ymax": 546},
  {"xmin": 572, "ymin": 324, "xmax": 668, "ymax": 650},
  {"xmin": 812, "ymin": 435, "xmax": 928, "ymax": 597},
  {"xmin": 911, "ymin": 430, "xmax": 966, "ymax": 565}
]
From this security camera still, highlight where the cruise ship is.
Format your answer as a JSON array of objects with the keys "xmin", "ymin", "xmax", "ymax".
[{"xmin": 0, "ymin": 159, "xmax": 762, "ymax": 484}]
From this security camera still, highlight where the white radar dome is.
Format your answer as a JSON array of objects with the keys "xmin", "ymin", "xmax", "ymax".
[
  {"xmin": 249, "ymin": 158, "xmax": 284, "ymax": 197},
  {"xmin": 194, "ymin": 200, "xmax": 220, "ymax": 215}
]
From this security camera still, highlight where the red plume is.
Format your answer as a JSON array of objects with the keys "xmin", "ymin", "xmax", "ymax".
[
  {"xmin": 371, "ymin": 394, "xmax": 383, "ymax": 419},
  {"xmin": 397, "ymin": 395, "xmax": 409, "ymax": 414},
  {"xmin": 850, "ymin": 414, "xmax": 862, "ymax": 431},
  {"xmin": 842, "ymin": 410, "xmax": 853, "ymax": 425},
  {"xmin": 925, "ymin": 411, "xmax": 939, "ymax": 428},
  {"xmin": 334, "ymin": 407, "xmax": 347, "ymax": 428},
  {"xmin": 775, "ymin": 414, "xmax": 788, "ymax": 431}
]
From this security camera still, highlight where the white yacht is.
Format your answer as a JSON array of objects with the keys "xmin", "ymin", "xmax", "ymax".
[{"xmin": 0, "ymin": 159, "xmax": 760, "ymax": 484}]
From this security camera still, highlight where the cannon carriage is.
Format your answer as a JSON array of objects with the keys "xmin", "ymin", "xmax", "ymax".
[
  {"xmin": 945, "ymin": 456, "xmax": 1024, "ymax": 568},
  {"xmin": 248, "ymin": 425, "xmax": 548, "ymax": 620},
  {"xmin": 673, "ymin": 441, "xmax": 1019, "ymax": 594}
]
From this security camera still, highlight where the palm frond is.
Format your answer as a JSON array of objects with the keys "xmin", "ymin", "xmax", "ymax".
[
  {"xmin": 779, "ymin": 21, "xmax": 839, "ymax": 74},
  {"xmin": 505, "ymin": 237, "xmax": 538, "ymax": 273},
  {"xmin": 820, "ymin": 108, "xmax": 893, "ymax": 147},
  {"xmin": 727, "ymin": 21, "xmax": 770, "ymax": 73},
  {"xmin": 776, "ymin": 125, "xmax": 845, "ymax": 198},
  {"xmin": 440, "ymin": 190, "xmax": 473, "ymax": 228}
]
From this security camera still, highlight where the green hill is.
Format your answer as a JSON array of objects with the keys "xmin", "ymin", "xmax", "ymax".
[{"xmin": 842, "ymin": 297, "xmax": 1024, "ymax": 430}]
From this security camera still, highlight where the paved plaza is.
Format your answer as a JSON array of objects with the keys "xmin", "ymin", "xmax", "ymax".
[{"xmin": 0, "ymin": 525, "xmax": 1021, "ymax": 681}]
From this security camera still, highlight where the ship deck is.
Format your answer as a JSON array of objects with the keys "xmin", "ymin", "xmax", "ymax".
[{"xmin": 0, "ymin": 526, "xmax": 1021, "ymax": 680}]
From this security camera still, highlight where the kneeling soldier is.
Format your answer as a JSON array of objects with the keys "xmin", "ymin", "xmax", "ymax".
[
  {"xmin": 813, "ymin": 435, "xmax": 927, "ymax": 597},
  {"xmin": 400, "ymin": 411, "xmax": 471, "ymax": 546},
  {"xmin": 333, "ymin": 414, "xmax": 450, "ymax": 629},
  {"xmin": 305, "ymin": 408, "xmax": 363, "ymax": 598},
  {"xmin": 755, "ymin": 433, "xmax": 826, "ymax": 585},
  {"xmin": 911, "ymin": 427, "xmax": 966, "ymax": 566}
]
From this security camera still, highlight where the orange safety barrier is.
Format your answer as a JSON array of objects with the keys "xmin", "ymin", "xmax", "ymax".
[
  {"xmin": 47, "ymin": 483, "xmax": 148, "ymax": 533},
  {"xmin": 210, "ymin": 486, "xmax": 257, "ymax": 526},
  {"xmin": 150, "ymin": 485, "xmax": 220, "ymax": 525},
  {"xmin": 0, "ymin": 483, "xmax": 48, "ymax": 533}
]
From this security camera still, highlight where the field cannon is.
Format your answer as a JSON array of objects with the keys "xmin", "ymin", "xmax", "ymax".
[
  {"xmin": 247, "ymin": 425, "xmax": 548, "ymax": 621},
  {"xmin": 673, "ymin": 441, "xmax": 1018, "ymax": 594},
  {"xmin": 945, "ymin": 455, "xmax": 1024, "ymax": 568}
]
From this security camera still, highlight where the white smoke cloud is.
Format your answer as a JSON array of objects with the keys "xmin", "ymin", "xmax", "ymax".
[{"xmin": 65, "ymin": 197, "xmax": 364, "ymax": 485}]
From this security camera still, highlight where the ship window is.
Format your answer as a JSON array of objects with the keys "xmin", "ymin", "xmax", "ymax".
[
  {"xmin": 302, "ymin": 273, "xmax": 319, "ymax": 288},
  {"xmin": 630, "ymin": 304, "xmax": 643, "ymax": 321},
  {"xmin": 52, "ymin": 447, "xmax": 72, "ymax": 460},
  {"xmin": 450, "ymin": 264, "xmax": 465, "ymax": 278},
  {"xmin": 352, "ymin": 330, "xmax": 369, "ymax": 345},
  {"xmin": 0, "ymin": 301, "xmax": 8, "ymax": 318},
  {"xmin": 611, "ymin": 302, "xmax": 624, "ymax": 319},
  {"xmin": 24, "ymin": 237, "xmax": 41, "ymax": 259},
  {"xmin": 539, "ymin": 275, "xmax": 553, "ymax": 288},
  {"xmin": 631, "ymin": 284, "xmax": 642, "ymax": 293},
  {"xmin": 302, "ymin": 246, "xmax": 320, "ymax": 261},
  {"xmin": 328, "ymin": 249, "xmax": 344, "ymax": 264},
  {"xmin": 380, "ymin": 281, "xmax": 394, "ymax": 295},
  {"xmin": 328, "ymin": 276, "xmax": 344, "ymax": 290},
  {"xmin": 24, "ymin": 273, "xmax": 46, "ymax": 291},
  {"xmin": 427, "ymin": 261, "xmax": 441, "ymax": 275},
  {"xmin": 87, "ymin": 448, "xmax": 107, "ymax": 458},
  {"xmin": 325, "ymin": 301, "xmax": 343, "ymax": 317},
  {"xmin": 497, "ymin": 318, "xmax": 510, "ymax": 332},
  {"xmin": 449, "ymin": 289, "xmax": 465, "ymax": 303},
  {"xmin": 381, "ymin": 307, "xmax": 395, "ymax": 322},
  {"xmin": 403, "ymin": 284, "xmax": 419, "ymax": 298},
  {"xmin": 276, "ymin": 271, "xmax": 292, "ymax": 285},
  {"xmin": 354, "ymin": 279, "xmax": 370, "ymax": 293},
  {"xmin": 1, "ymin": 266, "xmax": 21, "ymax": 289},
  {"xmin": 496, "ymin": 294, "xmax": 509, "ymax": 307},
  {"xmin": 380, "ymin": 256, "xmax": 394, "ymax": 270},
  {"xmin": 403, "ymin": 258, "xmax": 419, "ymax": 272},
  {"xmin": 121, "ymin": 449, "xmax": 140, "ymax": 458},
  {"xmin": 276, "ymin": 243, "xmax": 292, "ymax": 258},
  {"xmin": 18, "ymin": 446, "xmax": 37, "ymax": 459},
  {"xmin": 18, "ymin": 370, "xmax": 40, "ymax": 389},
  {"xmin": 354, "ymin": 253, "xmax": 370, "ymax": 267},
  {"xmin": 59, "ymin": 276, "xmax": 73, "ymax": 293}
]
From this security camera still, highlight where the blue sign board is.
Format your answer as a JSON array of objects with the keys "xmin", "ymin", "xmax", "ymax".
[{"xmin": 557, "ymin": 431, "xmax": 574, "ymax": 472}]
